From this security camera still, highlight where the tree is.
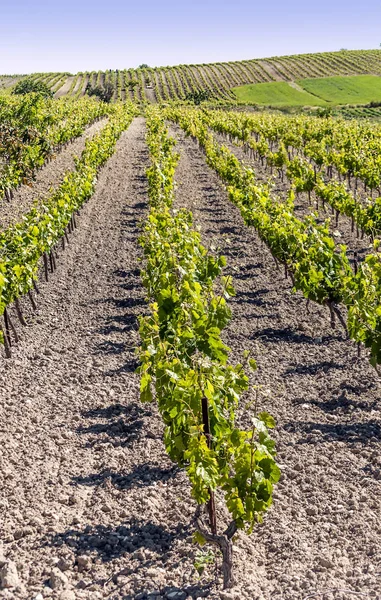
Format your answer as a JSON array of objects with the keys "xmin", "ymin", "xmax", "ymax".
[{"xmin": 13, "ymin": 78, "xmax": 53, "ymax": 98}]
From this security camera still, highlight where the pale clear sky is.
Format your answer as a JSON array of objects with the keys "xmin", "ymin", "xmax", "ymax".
[{"xmin": 1, "ymin": 0, "xmax": 380, "ymax": 74}]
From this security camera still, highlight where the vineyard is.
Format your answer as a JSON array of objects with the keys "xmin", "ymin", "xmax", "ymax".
[
  {"xmin": 0, "ymin": 79, "xmax": 381, "ymax": 600},
  {"xmin": 3, "ymin": 49, "xmax": 381, "ymax": 105}
]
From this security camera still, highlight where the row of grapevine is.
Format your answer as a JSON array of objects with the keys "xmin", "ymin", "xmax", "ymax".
[
  {"xmin": 200, "ymin": 109, "xmax": 381, "ymax": 238},
  {"xmin": 138, "ymin": 107, "xmax": 280, "ymax": 588},
  {"xmin": 166, "ymin": 106, "xmax": 381, "ymax": 366},
  {"xmin": 0, "ymin": 102, "xmax": 139, "ymax": 356},
  {"xmin": 0, "ymin": 95, "xmax": 110, "ymax": 201}
]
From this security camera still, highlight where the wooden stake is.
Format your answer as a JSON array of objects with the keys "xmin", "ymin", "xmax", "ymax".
[
  {"xmin": 3, "ymin": 309, "xmax": 13, "ymax": 347},
  {"xmin": 201, "ymin": 396, "xmax": 217, "ymax": 536},
  {"xmin": 1, "ymin": 324, "xmax": 11, "ymax": 358},
  {"xmin": 43, "ymin": 253, "xmax": 49, "ymax": 282},
  {"xmin": 6, "ymin": 309, "xmax": 19, "ymax": 343},
  {"xmin": 28, "ymin": 290, "xmax": 37, "ymax": 311},
  {"xmin": 49, "ymin": 252, "xmax": 54, "ymax": 273},
  {"xmin": 52, "ymin": 250, "xmax": 57, "ymax": 271},
  {"xmin": 14, "ymin": 298, "xmax": 27, "ymax": 326}
]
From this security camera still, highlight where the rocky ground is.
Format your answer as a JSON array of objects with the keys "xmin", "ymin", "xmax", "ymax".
[{"xmin": 0, "ymin": 117, "xmax": 380, "ymax": 600}]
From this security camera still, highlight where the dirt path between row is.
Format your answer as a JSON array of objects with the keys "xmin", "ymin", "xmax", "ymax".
[
  {"xmin": 256, "ymin": 61, "xmax": 284, "ymax": 81},
  {"xmin": 72, "ymin": 77, "xmax": 83, "ymax": 97},
  {"xmin": 144, "ymin": 87, "xmax": 156, "ymax": 104},
  {"xmin": 55, "ymin": 77, "xmax": 75, "ymax": 99},
  {"xmin": 0, "ymin": 118, "xmax": 108, "ymax": 229},
  {"xmin": 168, "ymin": 124, "xmax": 381, "ymax": 600}
]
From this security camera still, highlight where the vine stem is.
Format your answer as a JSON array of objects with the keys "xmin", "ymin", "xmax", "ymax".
[
  {"xmin": 195, "ymin": 505, "xmax": 237, "ymax": 590},
  {"xmin": 331, "ymin": 303, "xmax": 348, "ymax": 337}
]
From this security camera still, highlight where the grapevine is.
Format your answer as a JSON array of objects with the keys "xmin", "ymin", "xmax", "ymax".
[{"xmin": 138, "ymin": 107, "xmax": 280, "ymax": 588}]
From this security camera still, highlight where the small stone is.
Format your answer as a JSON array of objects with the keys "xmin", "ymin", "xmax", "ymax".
[
  {"xmin": 318, "ymin": 556, "xmax": 334, "ymax": 569},
  {"xmin": 60, "ymin": 592, "xmax": 76, "ymax": 600},
  {"xmin": 77, "ymin": 556, "xmax": 91, "ymax": 572},
  {"xmin": 50, "ymin": 567, "xmax": 69, "ymax": 589},
  {"xmin": 219, "ymin": 593, "xmax": 235, "ymax": 600},
  {"xmin": 13, "ymin": 529, "xmax": 24, "ymax": 541},
  {"xmin": 76, "ymin": 579, "xmax": 90, "ymax": 590},
  {"xmin": 57, "ymin": 558, "xmax": 72, "ymax": 572},
  {"xmin": 0, "ymin": 560, "xmax": 19, "ymax": 589},
  {"xmin": 101, "ymin": 503, "xmax": 112, "ymax": 513},
  {"xmin": 306, "ymin": 507, "xmax": 318, "ymax": 516}
]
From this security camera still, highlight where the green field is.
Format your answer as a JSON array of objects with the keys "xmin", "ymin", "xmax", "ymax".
[
  {"xmin": 233, "ymin": 75, "xmax": 381, "ymax": 107},
  {"xmin": 300, "ymin": 75, "xmax": 381, "ymax": 104},
  {"xmin": 232, "ymin": 81, "xmax": 327, "ymax": 106}
]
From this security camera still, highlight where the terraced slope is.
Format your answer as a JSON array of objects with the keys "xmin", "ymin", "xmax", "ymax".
[{"xmin": 3, "ymin": 49, "xmax": 381, "ymax": 103}]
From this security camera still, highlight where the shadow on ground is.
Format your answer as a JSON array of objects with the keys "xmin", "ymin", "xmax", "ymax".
[
  {"xmin": 283, "ymin": 420, "xmax": 381, "ymax": 444},
  {"xmin": 47, "ymin": 519, "xmax": 189, "ymax": 560},
  {"xmin": 73, "ymin": 463, "xmax": 177, "ymax": 490},
  {"xmin": 77, "ymin": 403, "xmax": 152, "ymax": 447}
]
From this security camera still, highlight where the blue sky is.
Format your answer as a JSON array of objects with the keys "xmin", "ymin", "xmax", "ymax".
[{"xmin": 1, "ymin": 0, "xmax": 380, "ymax": 74}]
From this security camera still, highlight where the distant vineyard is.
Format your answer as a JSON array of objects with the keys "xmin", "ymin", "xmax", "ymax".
[{"xmin": 2, "ymin": 49, "xmax": 381, "ymax": 103}]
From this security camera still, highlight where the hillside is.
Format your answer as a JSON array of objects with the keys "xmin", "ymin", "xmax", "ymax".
[{"xmin": 2, "ymin": 49, "xmax": 381, "ymax": 103}]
